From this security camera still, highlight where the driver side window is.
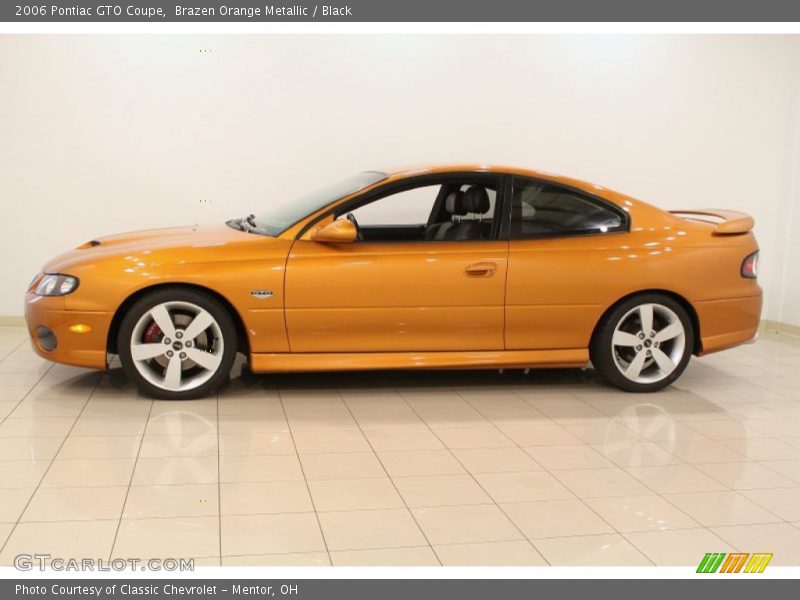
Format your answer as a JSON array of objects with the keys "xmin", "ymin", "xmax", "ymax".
[
  {"xmin": 350, "ymin": 186, "xmax": 438, "ymax": 226},
  {"xmin": 341, "ymin": 180, "xmax": 498, "ymax": 243}
]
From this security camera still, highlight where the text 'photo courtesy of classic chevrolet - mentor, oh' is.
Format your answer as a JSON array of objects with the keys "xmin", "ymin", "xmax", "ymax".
[{"xmin": 24, "ymin": 165, "xmax": 762, "ymax": 400}]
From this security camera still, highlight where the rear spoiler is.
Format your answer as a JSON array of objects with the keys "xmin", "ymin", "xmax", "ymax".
[{"xmin": 668, "ymin": 209, "xmax": 754, "ymax": 235}]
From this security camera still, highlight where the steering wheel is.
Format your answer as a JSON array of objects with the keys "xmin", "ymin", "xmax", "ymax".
[{"xmin": 346, "ymin": 213, "xmax": 364, "ymax": 241}]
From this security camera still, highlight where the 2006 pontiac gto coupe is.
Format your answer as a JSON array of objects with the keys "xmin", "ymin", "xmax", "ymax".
[{"xmin": 25, "ymin": 165, "xmax": 762, "ymax": 399}]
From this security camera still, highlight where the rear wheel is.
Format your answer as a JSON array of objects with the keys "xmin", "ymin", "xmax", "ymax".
[
  {"xmin": 118, "ymin": 288, "xmax": 237, "ymax": 400},
  {"xmin": 590, "ymin": 294, "xmax": 694, "ymax": 393}
]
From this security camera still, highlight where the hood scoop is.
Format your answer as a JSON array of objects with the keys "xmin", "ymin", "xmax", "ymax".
[{"xmin": 78, "ymin": 240, "xmax": 101, "ymax": 249}]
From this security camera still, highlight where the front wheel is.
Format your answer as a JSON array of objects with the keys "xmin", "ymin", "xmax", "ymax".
[
  {"xmin": 590, "ymin": 294, "xmax": 694, "ymax": 393},
  {"xmin": 118, "ymin": 288, "xmax": 238, "ymax": 400}
]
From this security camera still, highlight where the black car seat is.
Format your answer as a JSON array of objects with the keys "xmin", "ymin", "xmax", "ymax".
[
  {"xmin": 425, "ymin": 190, "xmax": 466, "ymax": 240},
  {"xmin": 450, "ymin": 186, "xmax": 491, "ymax": 240}
]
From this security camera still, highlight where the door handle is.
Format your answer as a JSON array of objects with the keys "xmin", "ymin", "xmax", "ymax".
[{"xmin": 464, "ymin": 262, "xmax": 498, "ymax": 278}]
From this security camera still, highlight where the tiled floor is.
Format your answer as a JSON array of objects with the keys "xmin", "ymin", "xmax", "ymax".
[{"xmin": 1, "ymin": 326, "xmax": 799, "ymax": 567}]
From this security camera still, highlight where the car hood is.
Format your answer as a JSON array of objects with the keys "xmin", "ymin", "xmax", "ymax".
[{"xmin": 42, "ymin": 224, "xmax": 274, "ymax": 273}]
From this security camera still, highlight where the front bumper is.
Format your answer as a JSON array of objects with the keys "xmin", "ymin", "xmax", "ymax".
[{"xmin": 24, "ymin": 293, "xmax": 111, "ymax": 369}]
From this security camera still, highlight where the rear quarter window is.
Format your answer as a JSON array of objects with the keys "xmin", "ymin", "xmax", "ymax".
[{"xmin": 511, "ymin": 179, "xmax": 625, "ymax": 238}]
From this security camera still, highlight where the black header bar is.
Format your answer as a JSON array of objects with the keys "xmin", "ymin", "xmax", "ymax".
[{"xmin": 4, "ymin": 0, "xmax": 800, "ymax": 22}]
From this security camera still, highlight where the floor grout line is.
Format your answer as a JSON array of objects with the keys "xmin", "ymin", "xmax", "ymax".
[
  {"xmin": 338, "ymin": 388, "xmax": 443, "ymax": 566},
  {"xmin": 276, "ymin": 387, "xmax": 333, "ymax": 566},
  {"xmin": 0, "ymin": 371, "xmax": 100, "ymax": 556},
  {"xmin": 0, "ymin": 364, "xmax": 57, "ymax": 428},
  {"xmin": 215, "ymin": 388, "xmax": 222, "ymax": 566},
  {"xmin": 0, "ymin": 336, "xmax": 33, "ymax": 364},
  {"xmin": 395, "ymin": 385, "xmax": 552, "ymax": 565},
  {"xmin": 454, "ymin": 387, "xmax": 660, "ymax": 566},
  {"xmin": 107, "ymin": 391, "xmax": 155, "ymax": 561},
  {"xmin": 5, "ymin": 503, "xmax": 795, "ymax": 525}
]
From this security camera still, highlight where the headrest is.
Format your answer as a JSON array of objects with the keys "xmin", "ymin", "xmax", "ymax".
[
  {"xmin": 463, "ymin": 186, "xmax": 490, "ymax": 214},
  {"xmin": 445, "ymin": 190, "xmax": 467, "ymax": 216}
]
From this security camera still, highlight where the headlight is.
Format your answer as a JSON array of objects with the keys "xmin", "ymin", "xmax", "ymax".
[{"xmin": 34, "ymin": 274, "xmax": 79, "ymax": 296}]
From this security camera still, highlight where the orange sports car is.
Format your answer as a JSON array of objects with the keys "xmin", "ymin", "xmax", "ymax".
[{"xmin": 25, "ymin": 165, "xmax": 762, "ymax": 399}]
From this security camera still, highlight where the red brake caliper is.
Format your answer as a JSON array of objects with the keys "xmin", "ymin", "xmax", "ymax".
[{"xmin": 143, "ymin": 322, "xmax": 163, "ymax": 344}]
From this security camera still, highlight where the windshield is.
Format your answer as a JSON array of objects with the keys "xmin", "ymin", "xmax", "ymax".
[{"xmin": 251, "ymin": 171, "xmax": 387, "ymax": 236}]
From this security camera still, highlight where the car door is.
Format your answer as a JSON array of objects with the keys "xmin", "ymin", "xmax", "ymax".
[
  {"xmin": 284, "ymin": 176, "xmax": 509, "ymax": 353},
  {"xmin": 505, "ymin": 177, "xmax": 630, "ymax": 351}
]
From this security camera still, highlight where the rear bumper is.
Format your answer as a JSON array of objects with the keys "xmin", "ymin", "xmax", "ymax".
[
  {"xmin": 695, "ymin": 292, "xmax": 762, "ymax": 356},
  {"xmin": 24, "ymin": 293, "xmax": 111, "ymax": 369}
]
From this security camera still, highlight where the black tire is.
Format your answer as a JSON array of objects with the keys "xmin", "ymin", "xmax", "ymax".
[
  {"xmin": 117, "ymin": 287, "xmax": 238, "ymax": 400},
  {"xmin": 590, "ymin": 293, "xmax": 694, "ymax": 393}
]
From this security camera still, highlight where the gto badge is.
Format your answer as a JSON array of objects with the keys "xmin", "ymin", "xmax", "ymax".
[{"xmin": 250, "ymin": 290, "xmax": 274, "ymax": 299}]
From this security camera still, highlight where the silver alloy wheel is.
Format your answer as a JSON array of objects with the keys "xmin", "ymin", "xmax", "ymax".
[
  {"xmin": 129, "ymin": 301, "xmax": 224, "ymax": 392},
  {"xmin": 610, "ymin": 303, "xmax": 686, "ymax": 384}
]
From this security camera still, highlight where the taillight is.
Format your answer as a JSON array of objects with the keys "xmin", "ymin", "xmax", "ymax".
[{"xmin": 741, "ymin": 251, "xmax": 759, "ymax": 279}]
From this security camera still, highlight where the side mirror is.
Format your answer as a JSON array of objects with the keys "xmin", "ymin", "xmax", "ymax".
[{"xmin": 309, "ymin": 219, "xmax": 357, "ymax": 243}]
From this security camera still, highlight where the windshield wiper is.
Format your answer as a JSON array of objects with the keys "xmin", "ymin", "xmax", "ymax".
[
  {"xmin": 226, "ymin": 214, "xmax": 269, "ymax": 235},
  {"xmin": 225, "ymin": 217, "xmax": 245, "ymax": 231}
]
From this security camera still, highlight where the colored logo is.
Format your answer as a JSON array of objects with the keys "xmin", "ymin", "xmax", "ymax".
[{"xmin": 697, "ymin": 552, "xmax": 773, "ymax": 573}]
